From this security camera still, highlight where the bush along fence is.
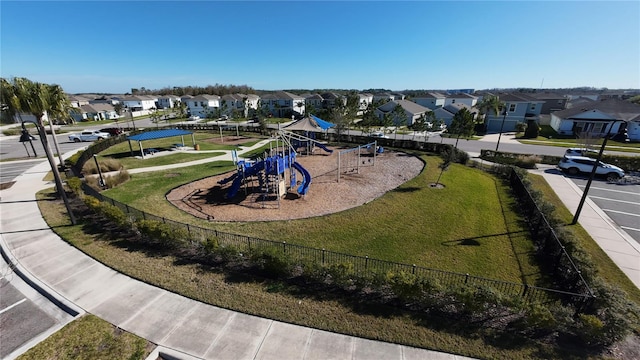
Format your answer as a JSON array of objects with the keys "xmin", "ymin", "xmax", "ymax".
[
  {"xmin": 80, "ymin": 181, "xmax": 592, "ymax": 308},
  {"xmin": 65, "ymin": 127, "xmax": 640, "ymax": 347},
  {"xmin": 480, "ymin": 149, "xmax": 640, "ymax": 172},
  {"xmin": 75, "ymin": 179, "xmax": 640, "ymax": 347}
]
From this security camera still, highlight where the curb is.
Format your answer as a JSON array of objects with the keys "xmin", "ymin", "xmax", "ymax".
[{"xmin": 0, "ymin": 234, "xmax": 85, "ymax": 318}]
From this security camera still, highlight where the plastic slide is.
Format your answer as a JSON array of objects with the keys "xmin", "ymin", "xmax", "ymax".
[
  {"xmin": 226, "ymin": 176, "xmax": 243, "ymax": 198},
  {"xmin": 292, "ymin": 162, "xmax": 312, "ymax": 195},
  {"xmin": 226, "ymin": 161, "xmax": 267, "ymax": 198},
  {"xmin": 315, "ymin": 143, "xmax": 333, "ymax": 153}
]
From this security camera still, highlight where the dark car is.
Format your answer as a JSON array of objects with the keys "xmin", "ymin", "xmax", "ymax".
[{"xmin": 101, "ymin": 127, "xmax": 123, "ymax": 136}]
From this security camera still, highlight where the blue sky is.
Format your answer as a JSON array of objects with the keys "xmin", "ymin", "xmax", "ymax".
[{"xmin": 2, "ymin": 1, "xmax": 639, "ymax": 94}]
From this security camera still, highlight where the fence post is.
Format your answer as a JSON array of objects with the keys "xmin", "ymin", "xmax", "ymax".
[
  {"xmin": 365, "ymin": 256, "xmax": 369, "ymax": 270},
  {"xmin": 282, "ymin": 241, "xmax": 286, "ymax": 253},
  {"xmin": 187, "ymin": 224, "xmax": 191, "ymax": 237},
  {"xmin": 322, "ymin": 248, "xmax": 325, "ymax": 265},
  {"xmin": 522, "ymin": 284, "xmax": 529, "ymax": 298},
  {"xmin": 412, "ymin": 264, "xmax": 416, "ymax": 275},
  {"xmin": 465, "ymin": 273, "xmax": 469, "ymax": 284},
  {"xmin": 247, "ymin": 237, "xmax": 251, "ymax": 250}
]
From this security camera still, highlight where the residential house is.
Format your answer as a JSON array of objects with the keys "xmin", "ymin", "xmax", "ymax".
[
  {"xmin": 444, "ymin": 93, "xmax": 478, "ymax": 108},
  {"xmin": 484, "ymin": 93, "xmax": 544, "ymax": 133},
  {"xmin": 89, "ymin": 95, "xmax": 121, "ymax": 106},
  {"xmin": 412, "ymin": 92, "xmax": 446, "ymax": 110},
  {"xmin": 432, "ymin": 103, "xmax": 475, "ymax": 127},
  {"xmin": 372, "ymin": 92, "xmax": 397, "ymax": 103},
  {"xmin": 77, "ymin": 104, "xmax": 120, "ymax": 121},
  {"xmin": 157, "ymin": 95, "xmax": 181, "ymax": 109},
  {"xmin": 549, "ymin": 99, "xmax": 640, "ymax": 141},
  {"xmin": 374, "ymin": 99, "xmax": 430, "ymax": 126},
  {"xmin": 529, "ymin": 93, "xmax": 569, "ymax": 114},
  {"xmin": 358, "ymin": 93, "xmax": 374, "ymax": 112},
  {"xmin": 121, "ymin": 95, "xmax": 158, "ymax": 111},
  {"xmin": 260, "ymin": 91, "xmax": 305, "ymax": 119},
  {"xmin": 187, "ymin": 94, "xmax": 221, "ymax": 118},
  {"xmin": 68, "ymin": 95, "xmax": 90, "ymax": 108},
  {"xmin": 303, "ymin": 93, "xmax": 324, "ymax": 113},
  {"xmin": 320, "ymin": 92, "xmax": 345, "ymax": 109}
]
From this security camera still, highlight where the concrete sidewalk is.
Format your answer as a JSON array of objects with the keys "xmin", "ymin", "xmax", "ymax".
[
  {"xmin": 0, "ymin": 155, "xmax": 473, "ymax": 359},
  {"xmin": 529, "ymin": 165, "xmax": 640, "ymax": 288}
]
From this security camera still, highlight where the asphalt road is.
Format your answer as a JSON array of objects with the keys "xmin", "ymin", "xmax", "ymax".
[
  {"xmin": 571, "ymin": 177, "xmax": 640, "ymax": 244},
  {"xmin": 0, "ymin": 253, "xmax": 74, "ymax": 359}
]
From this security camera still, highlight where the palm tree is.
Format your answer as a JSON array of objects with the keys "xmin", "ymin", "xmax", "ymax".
[
  {"xmin": 8, "ymin": 77, "xmax": 76, "ymax": 224},
  {"xmin": 1, "ymin": 78, "xmax": 38, "ymax": 156},
  {"xmin": 45, "ymin": 84, "xmax": 69, "ymax": 166},
  {"xmin": 476, "ymin": 94, "xmax": 503, "ymax": 130}
]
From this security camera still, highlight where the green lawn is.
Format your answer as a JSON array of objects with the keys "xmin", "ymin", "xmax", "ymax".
[
  {"xmin": 94, "ymin": 133, "xmax": 265, "ymax": 170},
  {"xmin": 17, "ymin": 315, "xmax": 152, "ymax": 360},
  {"xmin": 104, "ymin": 154, "xmax": 539, "ymax": 284}
]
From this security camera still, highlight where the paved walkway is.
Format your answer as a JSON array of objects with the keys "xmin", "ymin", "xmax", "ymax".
[
  {"xmin": 0, "ymin": 145, "xmax": 475, "ymax": 360},
  {"xmin": 529, "ymin": 165, "xmax": 640, "ymax": 288}
]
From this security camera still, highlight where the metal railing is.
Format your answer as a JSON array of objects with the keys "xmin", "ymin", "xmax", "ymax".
[{"xmin": 82, "ymin": 173, "xmax": 595, "ymax": 307}]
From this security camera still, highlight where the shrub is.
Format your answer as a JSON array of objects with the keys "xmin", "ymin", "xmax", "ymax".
[
  {"xmin": 65, "ymin": 150, "xmax": 84, "ymax": 167},
  {"xmin": 66, "ymin": 177, "xmax": 83, "ymax": 196},
  {"xmin": 83, "ymin": 158, "xmax": 123, "ymax": 175},
  {"xmin": 251, "ymin": 248, "xmax": 293, "ymax": 278},
  {"xmin": 103, "ymin": 170, "xmax": 130, "ymax": 189},
  {"xmin": 135, "ymin": 219, "xmax": 187, "ymax": 250},
  {"xmin": 97, "ymin": 202, "xmax": 128, "ymax": 227},
  {"xmin": 523, "ymin": 119, "xmax": 540, "ymax": 139}
]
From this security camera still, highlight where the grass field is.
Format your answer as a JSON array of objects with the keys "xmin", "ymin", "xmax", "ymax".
[
  {"xmin": 103, "ymin": 153, "xmax": 539, "ymax": 284},
  {"xmin": 17, "ymin": 315, "xmax": 152, "ymax": 360},
  {"xmin": 37, "ymin": 188, "xmax": 555, "ymax": 359}
]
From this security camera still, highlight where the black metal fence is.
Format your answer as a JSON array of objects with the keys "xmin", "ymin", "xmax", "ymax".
[{"xmin": 82, "ymin": 170, "xmax": 594, "ymax": 307}]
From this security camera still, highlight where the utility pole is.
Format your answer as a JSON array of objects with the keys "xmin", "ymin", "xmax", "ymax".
[{"xmin": 571, "ymin": 121, "xmax": 620, "ymax": 225}]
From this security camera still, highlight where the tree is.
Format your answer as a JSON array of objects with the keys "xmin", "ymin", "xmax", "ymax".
[
  {"xmin": 5, "ymin": 77, "xmax": 76, "ymax": 224},
  {"xmin": 45, "ymin": 84, "xmax": 69, "ymax": 166},
  {"xmin": 392, "ymin": 103, "xmax": 406, "ymax": 140},
  {"xmin": 448, "ymin": 108, "xmax": 475, "ymax": 148},
  {"xmin": 476, "ymin": 94, "xmax": 503, "ymax": 130},
  {"xmin": 149, "ymin": 107, "xmax": 162, "ymax": 128}
]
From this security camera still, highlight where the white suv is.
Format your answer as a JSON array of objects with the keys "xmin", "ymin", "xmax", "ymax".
[{"xmin": 558, "ymin": 156, "xmax": 625, "ymax": 181}]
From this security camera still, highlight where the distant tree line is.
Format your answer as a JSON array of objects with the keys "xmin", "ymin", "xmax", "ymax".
[{"xmin": 131, "ymin": 84, "xmax": 257, "ymax": 96}]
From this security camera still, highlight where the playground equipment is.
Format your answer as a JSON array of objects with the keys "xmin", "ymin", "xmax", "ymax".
[
  {"xmin": 218, "ymin": 131, "xmax": 318, "ymax": 205},
  {"xmin": 337, "ymin": 141, "xmax": 382, "ymax": 183}
]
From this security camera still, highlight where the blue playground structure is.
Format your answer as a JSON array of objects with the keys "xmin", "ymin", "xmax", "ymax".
[{"xmin": 218, "ymin": 151, "xmax": 312, "ymax": 200}]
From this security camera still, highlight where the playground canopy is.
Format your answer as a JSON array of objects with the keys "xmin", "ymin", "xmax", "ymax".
[
  {"xmin": 127, "ymin": 129, "xmax": 195, "ymax": 159},
  {"xmin": 284, "ymin": 115, "xmax": 335, "ymax": 132}
]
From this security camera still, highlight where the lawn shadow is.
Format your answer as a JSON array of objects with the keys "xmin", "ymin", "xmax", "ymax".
[{"xmin": 441, "ymin": 231, "xmax": 528, "ymax": 246}]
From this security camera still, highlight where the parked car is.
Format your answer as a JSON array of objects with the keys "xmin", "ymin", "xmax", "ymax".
[
  {"xmin": 188, "ymin": 115, "xmax": 201, "ymax": 121},
  {"xmin": 558, "ymin": 155, "xmax": 625, "ymax": 181},
  {"xmin": 68, "ymin": 130, "xmax": 111, "ymax": 142},
  {"xmin": 101, "ymin": 127, "xmax": 123, "ymax": 136},
  {"xmin": 370, "ymin": 131, "xmax": 389, "ymax": 139},
  {"xmin": 565, "ymin": 147, "xmax": 602, "ymax": 157}
]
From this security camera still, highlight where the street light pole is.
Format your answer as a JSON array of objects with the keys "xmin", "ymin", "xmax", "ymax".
[
  {"xmin": 495, "ymin": 109, "xmax": 508, "ymax": 152},
  {"xmin": 571, "ymin": 121, "xmax": 620, "ymax": 225}
]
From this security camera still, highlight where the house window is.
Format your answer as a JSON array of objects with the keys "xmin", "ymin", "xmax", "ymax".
[
  {"xmin": 509, "ymin": 103, "xmax": 516, "ymax": 112},
  {"xmin": 451, "ymin": 99, "xmax": 456, "ymax": 103}
]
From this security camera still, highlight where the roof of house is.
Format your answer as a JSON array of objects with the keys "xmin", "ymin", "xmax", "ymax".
[
  {"xmin": 377, "ymin": 100, "xmax": 430, "ymax": 115},
  {"xmin": 192, "ymin": 94, "xmax": 221, "ymax": 101},
  {"xmin": 498, "ymin": 93, "xmax": 542, "ymax": 102},
  {"xmin": 552, "ymin": 99, "xmax": 640, "ymax": 122},
  {"xmin": 80, "ymin": 103, "xmax": 116, "ymax": 113},
  {"xmin": 445, "ymin": 93, "xmax": 477, "ymax": 99},
  {"xmin": 528, "ymin": 92, "xmax": 568, "ymax": 100}
]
